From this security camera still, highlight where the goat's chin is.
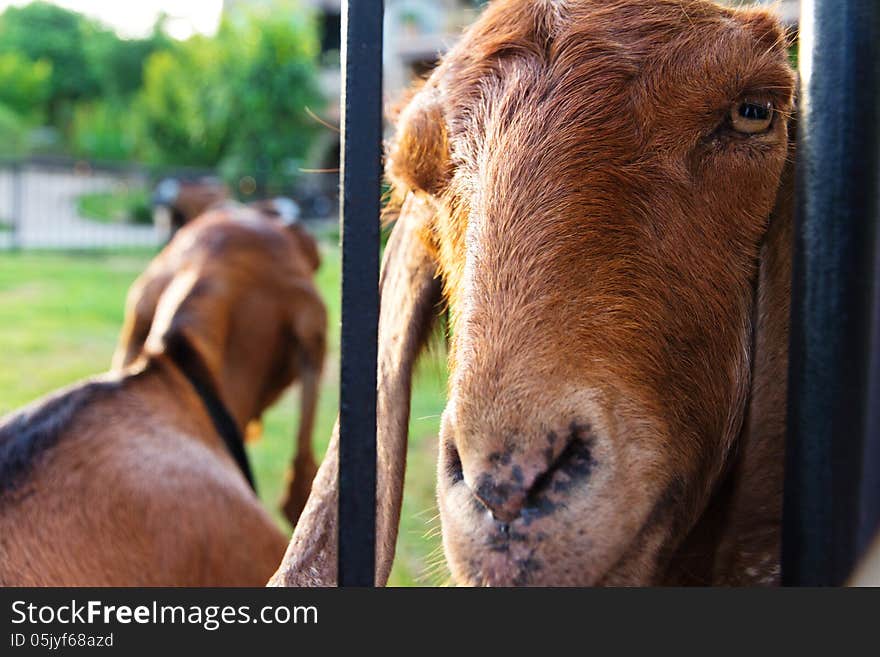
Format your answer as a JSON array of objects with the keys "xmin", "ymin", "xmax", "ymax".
[{"xmin": 438, "ymin": 475, "xmax": 671, "ymax": 587}]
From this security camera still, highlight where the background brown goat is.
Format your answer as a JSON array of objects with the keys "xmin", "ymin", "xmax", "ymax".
[
  {"xmin": 273, "ymin": 0, "xmax": 796, "ymax": 586},
  {"xmin": 0, "ymin": 208, "xmax": 325, "ymax": 585}
]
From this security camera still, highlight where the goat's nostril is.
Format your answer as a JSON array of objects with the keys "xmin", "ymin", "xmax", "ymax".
[
  {"xmin": 473, "ymin": 475, "xmax": 527, "ymax": 523},
  {"xmin": 445, "ymin": 440, "xmax": 464, "ymax": 484},
  {"xmin": 529, "ymin": 435, "xmax": 595, "ymax": 498},
  {"xmin": 466, "ymin": 429, "xmax": 595, "ymax": 524}
]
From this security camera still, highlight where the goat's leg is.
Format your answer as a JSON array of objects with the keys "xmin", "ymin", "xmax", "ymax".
[{"xmin": 281, "ymin": 357, "xmax": 321, "ymax": 526}]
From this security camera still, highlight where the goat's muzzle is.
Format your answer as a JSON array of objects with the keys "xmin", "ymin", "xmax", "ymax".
[
  {"xmin": 437, "ymin": 387, "xmax": 680, "ymax": 586},
  {"xmin": 445, "ymin": 423, "xmax": 595, "ymax": 524}
]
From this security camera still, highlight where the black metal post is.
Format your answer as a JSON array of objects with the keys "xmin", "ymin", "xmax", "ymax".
[
  {"xmin": 337, "ymin": 0, "xmax": 383, "ymax": 587},
  {"xmin": 784, "ymin": 0, "xmax": 880, "ymax": 585}
]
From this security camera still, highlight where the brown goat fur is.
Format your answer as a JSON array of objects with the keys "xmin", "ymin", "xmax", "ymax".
[
  {"xmin": 0, "ymin": 208, "xmax": 326, "ymax": 585},
  {"xmin": 274, "ymin": 0, "xmax": 796, "ymax": 586}
]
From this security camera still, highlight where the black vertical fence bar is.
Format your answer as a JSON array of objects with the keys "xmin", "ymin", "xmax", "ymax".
[
  {"xmin": 862, "ymin": 250, "xmax": 880, "ymax": 558},
  {"xmin": 337, "ymin": 0, "xmax": 383, "ymax": 587},
  {"xmin": 783, "ymin": 0, "xmax": 880, "ymax": 585}
]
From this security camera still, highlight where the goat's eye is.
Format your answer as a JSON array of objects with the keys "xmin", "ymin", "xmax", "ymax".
[{"xmin": 730, "ymin": 100, "xmax": 774, "ymax": 134}]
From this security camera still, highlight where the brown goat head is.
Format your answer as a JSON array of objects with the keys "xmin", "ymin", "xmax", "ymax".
[
  {"xmin": 113, "ymin": 208, "xmax": 326, "ymax": 525},
  {"xmin": 275, "ymin": 0, "xmax": 796, "ymax": 587},
  {"xmin": 395, "ymin": 0, "xmax": 797, "ymax": 586}
]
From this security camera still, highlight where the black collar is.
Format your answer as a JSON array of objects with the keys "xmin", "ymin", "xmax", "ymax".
[{"xmin": 164, "ymin": 337, "xmax": 256, "ymax": 492}]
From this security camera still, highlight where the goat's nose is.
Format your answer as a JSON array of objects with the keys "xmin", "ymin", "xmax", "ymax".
[{"xmin": 457, "ymin": 426, "xmax": 595, "ymax": 523}]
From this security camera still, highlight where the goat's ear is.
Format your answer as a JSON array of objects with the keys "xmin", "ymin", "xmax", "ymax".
[
  {"xmin": 387, "ymin": 88, "xmax": 451, "ymax": 196},
  {"xmin": 284, "ymin": 279, "xmax": 327, "ymax": 372},
  {"xmin": 141, "ymin": 269, "xmax": 231, "ymax": 386},
  {"xmin": 279, "ymin": 278, "xmax": 327, "ymax": 526},
  {"xmin": 269, "ymin": 193, "xmax": 442, "ymax": 586},
  {"xmin": 714, "ymin": 119, "xmax": 796, "ymax": 584},
  {"xmin": 111, "ymin": 269, "xmax": 173, "ymax": 371}
]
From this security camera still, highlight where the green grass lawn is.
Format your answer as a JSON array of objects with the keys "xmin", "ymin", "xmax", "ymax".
[{"xmin": 0, "ymin": 244, "xmax": 448, "ymax": 586}]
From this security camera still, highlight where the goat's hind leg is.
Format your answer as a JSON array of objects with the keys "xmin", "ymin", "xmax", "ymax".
[{"xmin": 281, "ymin": 358, "xmax": 321, "ymax": 527}]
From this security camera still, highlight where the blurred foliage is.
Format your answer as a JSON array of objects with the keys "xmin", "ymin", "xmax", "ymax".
[
  {"xmin": 137, "ymin": 36, "xmax": 231, "ymax": 168},
  {"xmin": 138, "ymin": 6, "xmax": 323, "ymax": 191},
  {"xmin": 70, "ymin": 101, "xmax": 143, "ymax": 161},
  {"xmin": 0, "ymin": 50, "xmax": 52, "ymax": 156},
  {"xmin": 216, "ymin": 10, "xmax": 324, "ymax": 193},
  {"xmin": 0, "ymin": 102, "xmax": 28, "ymax": 156},
  {"xmin": 76, "ymin": 188, "xmax": 152, "ymax": 225},
  {"xmin": 0, "ymin": 2, "xmax": 103, "ymax": 126},
  {"xmin": 0, "ymin": 2, "xmax": 169, "ymax": 126},
  {"xmin": 85, "ymin": 22, "xmax": 171, "ymax": 101},
  {"xmin": 0, "ymin": 52, "xmax": 51, "ymax": 121},
  {"xmin": 0, "ymin": 1, "xmax": 324, "ymax": 187}
]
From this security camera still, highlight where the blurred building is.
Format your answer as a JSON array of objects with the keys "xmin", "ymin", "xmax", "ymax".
[
  {"xmin": 298, "ymin": 0, "xmax": 480, "ymax": 119},
  {"xmin": 723, "ymin": 0, "xmax": 799, "ymax": 25},
  {"xmin": 382, "ymin": 0, "xmax": 481, "ymax": 98}
]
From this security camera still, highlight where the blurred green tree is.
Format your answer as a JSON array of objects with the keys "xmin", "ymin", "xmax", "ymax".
[
  {"xmin": 218, "ymin": 8, "xmax": 325, "ymax": 193},
  {"xmin": 0, "ymin": 2, "xmax": 103, "ymax": 127},
  {"xmin": 73, "ymin": 20, "xmax": 172, "ymax": 161},
  {"xmin": 137, "ymin": 35, "xmax": 232, "ymax": 168},
  {"xmin": 0, "ymin": 52, "xmax": 51, "ymax": 122},
  {"xmin": 84, "ymin": 19, "xmax": 172, "ymax": 101},
  {"xmin": 0, "ymin": 103, "xmax": 27, "ymax": 156},
  {"xmin": 70, "ymin": 101, "xmax": 143, "ymax": 162},
  {"xmin": 0, "ymin": 0, "xmax": 324, "ymax": 179},
  {"xmin": 138, "ymin": 4, "xmax": 324, "ymax": 192},
  {"xmin": 0, "ymin": 2, "xmax": 171, "ymax": 152}
]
